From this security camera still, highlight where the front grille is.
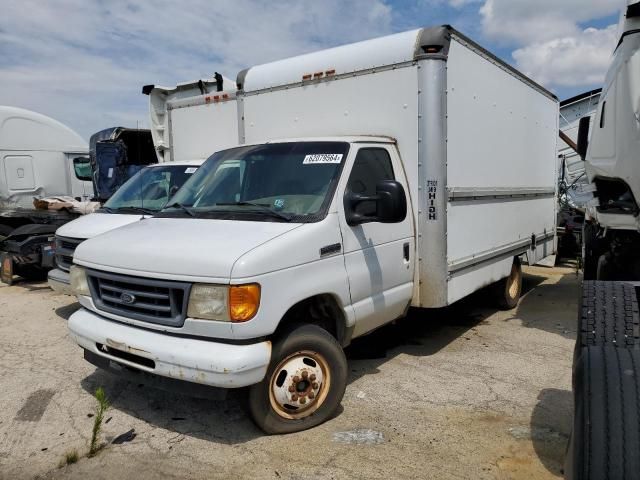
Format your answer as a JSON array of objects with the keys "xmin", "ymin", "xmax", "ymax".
[
  {"xmin": 55, "ymin": 236, "xmax": 83, "ymax": 272},
  {"xmin": 86, "ymin": 269, "xmax": 190, "ymax": 327}
]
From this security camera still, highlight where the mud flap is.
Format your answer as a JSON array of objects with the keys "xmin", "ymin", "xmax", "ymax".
[{"xmin": 1, "ymin": 253, "xmax": 14, "ymax": 285}]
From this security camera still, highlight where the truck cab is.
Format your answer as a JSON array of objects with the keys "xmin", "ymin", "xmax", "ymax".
[{"xmin": 578, "ymin": 1, "xmax": 640, "ymax": 279}]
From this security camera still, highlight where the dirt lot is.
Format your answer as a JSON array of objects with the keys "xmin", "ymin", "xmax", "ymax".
[{"xmin": 0, "ymin": 264, "xmax": 579, "ymax": 480}]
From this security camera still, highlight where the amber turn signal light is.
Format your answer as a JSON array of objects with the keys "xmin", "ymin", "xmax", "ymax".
[{"xmin": 229, "ymin": 284, "xmax": 261, "ymax": 322}]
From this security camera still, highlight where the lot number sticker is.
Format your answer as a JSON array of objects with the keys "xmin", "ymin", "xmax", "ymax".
[{"xmin": 303, "ymin": 154, "xmax": 343, "ymax": 165}]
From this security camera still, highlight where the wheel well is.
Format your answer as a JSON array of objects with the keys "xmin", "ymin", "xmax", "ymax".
[{"xmin": 274, "ymin": 294, "xmax": 348, "ymax": 346}]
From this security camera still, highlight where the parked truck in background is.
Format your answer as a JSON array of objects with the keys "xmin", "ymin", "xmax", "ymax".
[
  {"xmin": 0, "ymin": 117, "xmax": 156, "ymax": 284},
  {"xmin": 0, "ymin": 106, "xmax": 92, "ymax": 282},
  {"xmin": 48, "ymin": 159, "xmax": 204, "ymax": 294},
  {"xmin": 565, "ymin": 2, "xmax": 640, "ymax": 479},
  {"xmin": 66, "ymin": 25, "xmax": 558, "ymax": 434},
  {"xmin": 144, "ymin": 73, "xmax": 238, "ymax": 163}
]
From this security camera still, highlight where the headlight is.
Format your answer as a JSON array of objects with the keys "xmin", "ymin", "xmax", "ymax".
[
  {"xmin": 187, "ymin": 284, "xmax": 229, "ymax": 321},
  {"xmin": 70, "ymin": 266, "xmax": 90, "ymax": 296},
  {"xmin": 187, "ymin": 283, "xmax": 260, "ymax": 322}
]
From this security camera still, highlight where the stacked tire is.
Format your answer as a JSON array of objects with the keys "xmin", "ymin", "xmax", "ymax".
[{"xmin": 566, "ymin": 281, "xmax": 640, "ymax": 479}]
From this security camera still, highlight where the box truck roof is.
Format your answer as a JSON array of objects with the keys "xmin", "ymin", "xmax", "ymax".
[
  {"xmin": 237, "ymin": 25, "xmax": 556, "ymax": 101},
  {"xmin": 0, "ymin": 106, "xmax": 87, "ymax": 153}
]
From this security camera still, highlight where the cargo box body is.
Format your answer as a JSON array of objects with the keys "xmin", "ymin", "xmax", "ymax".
[{"xmin": 237, "ymin": 25, "xmax": 558, "ymax": 307}]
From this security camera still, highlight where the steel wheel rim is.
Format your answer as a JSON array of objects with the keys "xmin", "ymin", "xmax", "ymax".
[
  {"xmin": 507, "ymin": 263, "xmax": 520, "ymax": 299},
  {"xmin": 268, "ymin": 350, "xmax": 331, "ymax": 420}
]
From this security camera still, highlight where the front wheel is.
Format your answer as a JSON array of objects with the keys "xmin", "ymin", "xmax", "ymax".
[{"xmin": 248, "ymin": 324, "xmax": 347, "ymax": 434}]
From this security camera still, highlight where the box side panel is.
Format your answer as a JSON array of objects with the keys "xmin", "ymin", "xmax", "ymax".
[
  {"xmin": 444, "ymin": 38, "xmax": 558, "ymax": 305},
  {"xmin": 446, "ymin": 39, "xmax": 559, "ymax": 191},
  {"xmin": 169, "ymin": 101, "xmax": 239, "ymax": 162}
]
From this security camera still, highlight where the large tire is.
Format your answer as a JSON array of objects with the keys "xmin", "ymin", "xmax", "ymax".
[
  {"xmin": 578, "ymin": 281, "xmax": 640, "ymax": 350},
  {"xmin": 496, "ymin": 257, "xmax": 522, "ymax": 310},
  {"xmin": 566, "ymin": 345, "xmax": 640, "ymax": 480},
  {"xmin": 248, "ymin": 324, "xmax": 347, "ymax": 434},
  {"xmin": 16, "ymin": 265, "xmax": 48, "ymax": 281}
]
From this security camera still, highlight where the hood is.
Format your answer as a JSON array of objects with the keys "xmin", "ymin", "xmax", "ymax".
[
  {"xmin": 56, "ymin": 212, "xmax": 143, "ymax": 240},
  {"xmin": 73, "ymin": 217, "xmax": 302, "ymax": 281}
]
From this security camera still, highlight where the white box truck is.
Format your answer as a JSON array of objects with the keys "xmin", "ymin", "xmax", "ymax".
[
  {"xmin": 144, "ymin": 74, "xmax": 238, "ymax": 163},
  {"xmin": 47, "ymin": 159, "xmax": 205, "ymax": 294},
  {"xmin": 67, "ymin": 25, "xmax": 558, "ymax": 433}
]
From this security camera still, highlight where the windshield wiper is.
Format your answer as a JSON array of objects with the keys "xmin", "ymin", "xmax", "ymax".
[
  {"xmin": 214, "ymin": 202, "xmax": 293, "ymax": 221},
  {"xmin": 164, "ymin": 202, "xmax": 196, "ymax": 217},
  {"xmin": 114, "ymin": 206, "xmax": 157, "ymax": 215}
]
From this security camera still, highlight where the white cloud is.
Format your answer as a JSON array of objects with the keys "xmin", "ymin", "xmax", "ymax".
[
  {"xmin": 480, "ymin": 0, "xmax": 622, "ymax": 44},
  {"xmin": 474, "ymin": 0, "xmax": 622, "ymax": 91},
  {"xmin": 0, "ymin": 0, "xmax": 392, "ymax": 140},
  {"xmin": 512, "ymin": 24, "xmax": 618, "ymax": 87},
  {"xmin": 449, "ymin": 0, "xmax": 482, "ymax": 8}
]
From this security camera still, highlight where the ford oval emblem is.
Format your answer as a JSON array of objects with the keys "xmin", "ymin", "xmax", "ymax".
[{"xmin": 120, "ymin": 292, "xmax": 136, "ymax": 304}]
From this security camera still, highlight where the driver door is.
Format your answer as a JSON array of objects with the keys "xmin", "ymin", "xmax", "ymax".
[{"xmin": 338, "ymin": 145, "xmax": 414, "ymax": 337}]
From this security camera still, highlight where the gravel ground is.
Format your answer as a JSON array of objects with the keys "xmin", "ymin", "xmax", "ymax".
[{"xmin": 0, "ymin": 264, "xmax": 579, "ymax": 480}]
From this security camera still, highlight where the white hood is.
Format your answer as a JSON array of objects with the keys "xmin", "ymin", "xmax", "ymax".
[
  {"xmin": 56, "ymin": 212, "xmax": 143, "ymax": 240},
  {"xmin": 73, "ymin": 217, "xmax": 302, "ymax": 280}
]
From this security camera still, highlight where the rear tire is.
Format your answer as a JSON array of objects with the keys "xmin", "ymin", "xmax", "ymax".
[
  {"xmin": 578, "ymin": 281, "xmax": 640, "ymax": 350},
  {"xmin": 16, "ymin": 265, "xmax": 48, "ymax": 281},
  {"xmin": 566, "ymin": 346, "xmax": 640, "ymax": 480},
  {"xmin": 248, "ymin": 324, "xmax": 347, "ymax": 434},
  {"xmin": 496, "ymin": 257, "xmax": 522, "ymax": 310}
]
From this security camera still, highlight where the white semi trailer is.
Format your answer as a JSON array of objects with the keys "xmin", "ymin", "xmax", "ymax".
[{"xmin": 67, "ymin": 25, "xmax": 558, "ymax": 434}]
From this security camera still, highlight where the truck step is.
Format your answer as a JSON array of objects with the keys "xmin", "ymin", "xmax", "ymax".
[{"xmin": 579, "ymin": 281, "xmax": 640, "ymax": 348}]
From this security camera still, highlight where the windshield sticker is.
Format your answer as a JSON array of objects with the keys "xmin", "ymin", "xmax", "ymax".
[
  {"xmin": 273, "ymin": 198, "xmax": 285, "ymax": 210},
  {"xmin": 184, "ymin": 167, "xmax": 198, "ymax": 174},
  {"xmin": 303, "ymin": 154, "xmax": 343, "ymax": 165}
]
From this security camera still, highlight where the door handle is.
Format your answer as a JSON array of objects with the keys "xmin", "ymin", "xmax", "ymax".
[{"xmin": 403, "ymin": 242, "xmax": 410, "ymax": 261}]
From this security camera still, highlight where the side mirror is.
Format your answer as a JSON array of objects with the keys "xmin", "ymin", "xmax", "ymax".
[
  {"xmin": 345, "ymin": 180, "xmax": 407, "ymax": 226},
  {"xmin": 577, "ymin": 116, "xmax": 590, "ymax": 160}
]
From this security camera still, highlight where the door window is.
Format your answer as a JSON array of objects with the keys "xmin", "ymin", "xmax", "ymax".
[
  {"xmin": 346, "ymin": 148, "xmax": 394, "ymax": 216},
  {"xmin": 73, "ymin": 157, "xmax": 92, "ymax": 180}
]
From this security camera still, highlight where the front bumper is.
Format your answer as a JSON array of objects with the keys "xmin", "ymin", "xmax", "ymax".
[
  {"xmin": 68, "ymin": 308, "xmax": 271, "ymax": 388},
  {"xmin": 48, "ymin": 268, "xmax": 72, "ymax": 295}
]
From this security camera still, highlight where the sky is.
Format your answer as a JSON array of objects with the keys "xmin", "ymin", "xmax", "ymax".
[{"xmin": 0, "ymin": 0, "xmax": 625, "ymax": 140}]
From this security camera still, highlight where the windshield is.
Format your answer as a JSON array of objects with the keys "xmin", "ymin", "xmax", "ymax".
[
  {"xmin": 161, "ymin": 142, "xmax": 349, "ymax": 222},
  {"xmin": 103, "ymin": 164, "xmax": 199, "ymax": 212}
]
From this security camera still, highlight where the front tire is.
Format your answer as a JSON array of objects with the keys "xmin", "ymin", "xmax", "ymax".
[{"xmin": 248, "ymin": 324, "xmax": 347, "ymax": 434}]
